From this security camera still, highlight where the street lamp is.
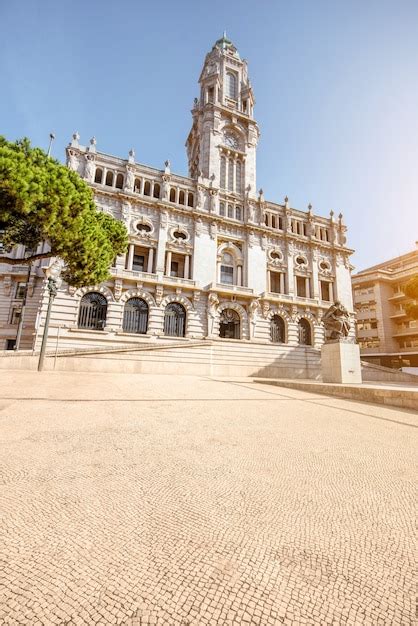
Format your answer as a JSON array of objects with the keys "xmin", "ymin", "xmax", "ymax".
[{"xmin": 37, "ymin": 259, "xmax": 63, "ymax": 372}]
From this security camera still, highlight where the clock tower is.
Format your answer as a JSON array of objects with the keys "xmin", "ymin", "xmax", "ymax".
[{"xmin": 186, "ymin": 34, "xmax": 259, "ymax": 198}]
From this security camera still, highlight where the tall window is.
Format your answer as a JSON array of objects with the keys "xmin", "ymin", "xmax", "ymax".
[
  {"xmin": 271, "ymin": 315, "xmax": 285, "ymax": 343},
  {"xmin": 220, "ymin": 156, "xmax": 226, "ymax": 189},
  {"xmin": 228, "ymin": 158, "xmax": 234, "ymax": 191},
  {"xmin": 78, "ymin": 293, "xmax": 107, "ymax": 330},
  {"xmin": 220, "ymin": 252, "xmax": 234, "ymax": 285},
  {"xmin": 123, "ymin": 298, "xmax": 148, "ymax": 334},
  {"xmin": 94, "ymin": 168, "xmax": 103, "ymax": 184},
  {"xmin": 226, "ymin": 72, "xmax": 237, "ymax": 99},
  {"xmin": 105, "ymin": 171, "xmax": 114, "ymax": 186},
  {"xmin": 115, "ymin": 173, "xmax": 124, "ymax": 189},
  {"xmin": 219, "ymin": 202, "xmax": 225, "ymax": 216},
  {"xmin": 235, "ymin": 160, "xmax": 242, "ymax": 193}
]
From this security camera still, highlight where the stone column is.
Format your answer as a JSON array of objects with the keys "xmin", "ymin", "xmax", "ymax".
[
  {"xmin": 287, "ymin": 247, "xmax": 295, "ymax": 295},
  {"xmin": 165, "ymin": 251, "xmax": 172, "ymax": 276},
  {"xmin": 267, "ymin": 270, "xmax": 271, "ymax": 293},
  {"xmin": 147, "ymin": 248, "xmax": 154, "ymax": 273},
  {"xmin": 305, "ymin": 277, "xmax": 310, "ymax": 298},
  {"xmin": 329, "ymin": 281, "xmax": 334, "ymax": 303},
  {"xmin": 237, "ymin": 265, "xmax": 242, "ymax": 286},
  {"xmin": 184, "ymin": 255, "xmax": 190, "ymax": 280},
  {"xmin": 280, "ymin": 273, "xmax": 285, "ymax": 294},
  {"xmin": 126, "ymin": 244, "xmax": 135, "ymax": 271},
  {"xmin": 312, "ymin": 255, "xmax": 320, "ymax": 299},
  {"xmin": 155, "ymin": 212, "xmax": 168, "ymax": 275}
]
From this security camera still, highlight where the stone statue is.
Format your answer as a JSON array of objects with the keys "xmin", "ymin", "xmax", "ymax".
[
  {"xmin": 125, "ymin": 166, "xmax": 135, "ymax": 192},
  {"xmin": 67, "ymin": 150, "xmax": 78, "ymax": 171},
  {"xmin": 207, "ymin": 292, "xmax": 220, "ymax": 336},
  {"xmin": 162, "ymin": 176, "xmax": 170, "ymax": 200},
  {"xmin": 197, "ymin": 185, "xmax": 205, "ymax": 209},
  {"xmin": 84, "ymin": 155, "xmax": 95, "ymax": 181},
  {"xmin": 322, "ymin": 301, "xmax": 351, "ymax": 341}
]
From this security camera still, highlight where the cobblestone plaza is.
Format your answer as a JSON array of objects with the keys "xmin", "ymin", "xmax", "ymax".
[{"xmin": 0, "ymin": 371, "xmax": 415, "ymax": 625}]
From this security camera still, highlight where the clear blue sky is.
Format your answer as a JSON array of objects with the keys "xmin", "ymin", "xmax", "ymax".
[{"xmin": 1, "ymin": 0, "xmax": 417, "ymax": 271}]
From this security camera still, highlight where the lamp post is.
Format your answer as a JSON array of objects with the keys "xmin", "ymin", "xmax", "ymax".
[
  {"xmin": 37, "ymin": 259, "xmax": 63, "ymax": 372},
  {"xmin": 47, "ymin": 132, "xmax": 56, "ymax": 158}
]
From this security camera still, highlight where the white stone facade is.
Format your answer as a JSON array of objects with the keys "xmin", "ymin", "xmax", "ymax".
[{"xmin": 0, "ymin": 36, "xmax": 355, "ymax": 355}]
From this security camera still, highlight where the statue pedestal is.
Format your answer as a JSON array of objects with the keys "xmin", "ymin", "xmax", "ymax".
[{"xmin": 321, "ymin": 341, "xmax": 362, "ymax": 384}]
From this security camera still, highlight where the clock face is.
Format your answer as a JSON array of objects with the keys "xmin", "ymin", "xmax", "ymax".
[{"xmin": 224, "ymin": 133, "xmax": 238, "ymax": 149}]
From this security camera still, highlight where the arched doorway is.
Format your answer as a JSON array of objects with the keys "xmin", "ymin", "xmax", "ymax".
[
  {"xmin": 164, "ymin": 303, "xmax": 186, "ymax": 337},
  {"xmin": 298, "ymin": 318, "xmax": 312, "ymax": 345},
  {"xmin": 219, "ymin": 308, "xmax": 240, "ymax": 339},
  {"xmin": 270, "ymin": 315, "xmax": 285, "ymax": 343},
  {"xmin": 78, "ymin": 292, "xmax": 108, "ymax": 330},
  {"xmin": 123, "ymin": 298, "xmax": 148, "ymax": 334}
]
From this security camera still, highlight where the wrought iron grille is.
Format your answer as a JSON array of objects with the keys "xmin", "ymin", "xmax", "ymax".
[
  {"xmin": 164, "ymin": 303, "xmax": 186, "ymax": 337},
  {"xmin": 123, "ymin": 298, "xmax": 149, "ymax": 334},
  {"xmin": 298, "ymin": 319, "xmax": 312, "ymax": 345},
  {"xmin": 78, "ymin": 293, "xmax": 107, "ymax": 330},
  {"xmin": 270, "ymin": 315, "xmax": 285, "ymax": 343}
]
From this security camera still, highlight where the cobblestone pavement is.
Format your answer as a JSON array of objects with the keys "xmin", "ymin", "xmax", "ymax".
[{"xmin": 0, "ymin": 371, "xmax": 416, "ymax": 625}]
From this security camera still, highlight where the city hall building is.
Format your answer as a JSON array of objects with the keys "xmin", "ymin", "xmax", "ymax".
[{"xmin": 1, "ymin": 36, "xmax": 355, "ymax": 363}]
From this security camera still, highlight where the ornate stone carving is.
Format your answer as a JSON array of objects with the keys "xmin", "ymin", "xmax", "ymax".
[
  {"xmin": 194, "ymin": 217, "xmax": 203, "ymax": 237},
  {"xmin": 209, "ymin": 221, "xmax": 218, "ymax": 240},
  {"xmin": 121, "ymin": 201, "xmax": 131, "ymax": 225},
  {"xmin": 261, "ymin": 300, "xmax": 270, "ymax": 319},
  {"xmin": 114, "ymin": 279, "xmax": 123, "ymax": 301},
  {"xmin": 162, "ymin": 175, "xmax": 171, "ymax": 201},
  {"xmin": 196, "ymin": 185, "xmax": 206, "ymax": 209},
  {"xmin": 3, "ymin": 275, "xmax": 11, "ymax": 297},
  {"xmin": 155, "ymin": 285, "xmax": 164, "ymax": 306},
  {"xmin": 322, "ymin": 301, "xmax": 351, "ymax": 341}
]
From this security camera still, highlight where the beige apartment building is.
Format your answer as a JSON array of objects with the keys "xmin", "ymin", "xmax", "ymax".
[{"xmin": 352, "ymin": 243, "xmax": 418, "ymax": 368}]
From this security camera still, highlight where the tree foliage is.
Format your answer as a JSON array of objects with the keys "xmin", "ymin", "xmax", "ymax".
[
  {"xmin": 0, "ymin": 136, "xmax": 128, "ymax": 287},
  {"xmin": 404, "ymin": 275, "xmax": 418, "ymax": 319}
]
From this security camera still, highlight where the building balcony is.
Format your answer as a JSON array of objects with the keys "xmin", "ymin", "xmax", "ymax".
[
  {"xmin": 353, "ymin": 292, "xmax": 376, "ymax": 304},
  {"xmin": 357, "ymin": 328, "xmax": 379, "ymax": 338},
  {"xmin": 163, "ymin": 275, "xmax": 196, "ymax": 288},
  {"xmin": 209, "ymin": 282, "xmax": 254, "ymax": 297},
  {"xmin": 388, "ymin": 292, "xmax": 406, "ymax": 301},
  {"xmin": 113, "ymin": 268, "xmax": 159, "ymax": 283},
  {"xmin": 392, "ymin": 327, "xmax": 418, "ymax": 338},
  {"xmin": 355, "ymin": 309, "xmax": 378, "ymax": 321},
  {"xmin": 390, "ymin": 310, "xmax": 407, "ymax": 319}
]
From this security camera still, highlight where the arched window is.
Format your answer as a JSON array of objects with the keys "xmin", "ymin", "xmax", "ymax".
[
  {"xmin": 153, "ymin": 183, "xmax": 160, "ymax": 199},
  {"xmin": 78, "ymin": 292, "xmax": 107, "ymax": 330},
  {"xmin": 298, "ymin": 318, "xmax": 312, "ymax": 346},
  {"xmin": 164, "ymin": 303, "xmax": 186, "ymax": 337},
  {"xmin": 143, "ymin": 181, "xmax": 151, "ymax": 196},
  {"xmin": 187, "ymin": 192, "xmax": 194, "ymax": 207},
  {"xmin": 228, "ymin": 158, "xmax": 234, "ymax": 191},
  {"xmin": 226, "ymin": 72, "xmax": 237, "ymax": 99},
  {"xmin": 270, "ymin": 315, "xmax": 285, "ymax": 343},
  {"xmin": 123, "ymin": 298, "xmax": 148, "ymax": 334},
  {"xmin": 219, "ymin": 308, "xmax": 240, "ymax": 339},
  {"xmin": 169, "ymin": 188, "xmax": 176, "ymax": 202},
  {"xmin": 94, "ymin": 168, "xmax": 103, "ymax": 184},
  {"xmin": 134, "ymin": 178, "xmax": 142, "ymax": 193},
  {"xmin": 115, "ymin": 173, "xmax": 124, "ymax": 189},
  {"xmin": 105, "ymin": 171, "xmax": 114, "ymax": 186},
  {"xmin": 220, "ymin": 156, "xmax": 226, "ymax": 189},
  {"xmin": 235, "ymin": 160, "xmax": 242, "ymax": 193},
  {"xmin": 179, "ymin": 190, "xmax": 185, "ymax": 205}
]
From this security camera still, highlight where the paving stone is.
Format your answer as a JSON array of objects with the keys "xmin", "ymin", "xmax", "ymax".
[{"xmin": 0, "ymin": 371, "xmax": 415, "ymax": 625}]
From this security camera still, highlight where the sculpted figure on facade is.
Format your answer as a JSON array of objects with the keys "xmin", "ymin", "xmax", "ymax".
[
  {"xmin": 248, "ymin": 299, "xmax": 260, "ymax": 339},
  {"xmin": 322, "ymin": 301, "xmax": 351, "ymax": 341},
  {"xmin": 162, "ymin": 175, "xmax": 170, "ymax": 200},
  {"xmin": 209, "ymin": 189, "xmax": 218, "ymax": 214},
  {"xmin": 207, "ymin": 292, "xmax": 219, "ymax": 336},
  {"xmin": 125, "ymin": 166, "xmax": 135, "ymax": 192},
  {"xmin": 67, "ymin": 150, "xmax": 79, "ymax": 171},
  {"xmin": 84, "ymin": 154, "xmax": 95, "ymax": 181},
  {"xmin": 196, "ymin": 185, "xmax": 205, "ymax": 209}
]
